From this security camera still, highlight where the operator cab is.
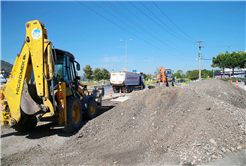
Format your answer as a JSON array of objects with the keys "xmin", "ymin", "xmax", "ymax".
[{"xmin": 53, "ymin": 49, "xmax": 80, "ymax": 87}]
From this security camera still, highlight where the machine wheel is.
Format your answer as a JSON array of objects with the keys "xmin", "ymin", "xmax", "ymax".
[
  {"xmin": 114, "ymin": 88, "xmax": 119, "ymax": 93},
  {"xmin": 13, "ymin": 111, "xmax": 37, "ymax": 132},
  {"xmin": 64, "ymin": 96, "xmax": 83, "ymax": 133},
  {"xmin": 126, "ymin": 86, "xmax": 131, "ymax": 93},
  {"xmin": 84, "ymin": 98, "xmax": 98, "ymax": 120}
]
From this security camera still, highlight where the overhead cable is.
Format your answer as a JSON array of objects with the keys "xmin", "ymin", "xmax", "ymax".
[{"xmin": 152, "ymin": 0, "xmax": 196, "ymax": 42}]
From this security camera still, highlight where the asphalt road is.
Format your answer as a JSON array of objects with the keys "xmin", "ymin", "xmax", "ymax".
[{"xmin": 102, "ymin": 84, "xmax": 149, "ymax": 99}]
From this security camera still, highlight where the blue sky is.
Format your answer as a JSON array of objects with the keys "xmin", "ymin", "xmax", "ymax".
[{"xmin": 1, "ymin": 1, "xmax": 245, "ymax": 76}]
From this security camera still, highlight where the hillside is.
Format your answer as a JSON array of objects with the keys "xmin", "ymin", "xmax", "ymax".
[{"xmin": 1, "ymin": 60, "xmax": 13, "ymax": 72}]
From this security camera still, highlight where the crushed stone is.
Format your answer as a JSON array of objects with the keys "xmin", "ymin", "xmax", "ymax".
[{"xmin": 1, "ymin": 79, "xmax": 245, "ymax": 165}]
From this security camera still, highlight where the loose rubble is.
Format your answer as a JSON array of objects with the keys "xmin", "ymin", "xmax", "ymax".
[{"xmin": 1, "ymin": 79, "xmax": 246, "ymax": 165}]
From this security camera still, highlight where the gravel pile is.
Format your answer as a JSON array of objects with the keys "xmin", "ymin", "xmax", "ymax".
[
  {"xmin": 54, "ymin": 79, "xmax": 245, "ymax": 165},
  {"xmin": 2, "ymin": 79, "xmax": 245, "ymax": 165}
]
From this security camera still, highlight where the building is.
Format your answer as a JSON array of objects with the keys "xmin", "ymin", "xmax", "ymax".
[{"xmin": 214, "ymin": 67, "xmax": 246, "ymax": 78}]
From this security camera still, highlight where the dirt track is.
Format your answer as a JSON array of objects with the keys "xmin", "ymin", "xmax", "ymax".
[{"xmin": 1, "ymin": 79, "xmax": 246, "ymax": 165}]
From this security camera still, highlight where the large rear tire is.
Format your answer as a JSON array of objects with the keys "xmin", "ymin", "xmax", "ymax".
[
  {"xmin": 85, "ymin": 98, "xmax": 98, "ymax": 120},
  {"xmin": 63, "ymin": 96, "xmax": 83, "ymax": 133}
]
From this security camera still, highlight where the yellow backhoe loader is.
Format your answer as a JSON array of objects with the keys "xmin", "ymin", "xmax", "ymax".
[{"xmin": 1, "ymin": 20, "xmax": 104, "ymax": 133}]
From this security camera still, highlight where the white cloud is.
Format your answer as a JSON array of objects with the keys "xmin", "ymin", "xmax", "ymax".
[{"xmin": 100, "ymin": 56, "xmax": 125, "ymax": 63}]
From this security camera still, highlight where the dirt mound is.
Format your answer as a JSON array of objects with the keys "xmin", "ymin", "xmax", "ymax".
[
  {"xmin": 52, "ymin": 79, "xmax": 245, "ymax": 165},
  {"xmin": 1, "ymin": 80, "xmax": 245, "ymax": 165}
]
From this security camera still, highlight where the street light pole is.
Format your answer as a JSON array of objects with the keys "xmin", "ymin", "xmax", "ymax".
[{"xmin": 120, "ymin": 39, "xmax": 132, "ymax": 71}]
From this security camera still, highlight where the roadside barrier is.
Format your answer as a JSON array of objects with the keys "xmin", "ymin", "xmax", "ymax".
[
  {"xmin": 236, "ymin": 80, "xmax": 239, "ymax": 87},
  {"xmin": 230, "ymin": 80, "xmax": 232, "ymax": 84},
  {"xmin": 109, "ymin": 90, "xmax": 112, "ymax": 97},
  {"xmin": 119, "ymin": 89, "xmax": 122, "ymax": 95}
]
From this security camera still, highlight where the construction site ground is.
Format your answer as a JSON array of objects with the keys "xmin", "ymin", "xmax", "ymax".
[{"xmin": 1, "ymin": 79, "xmax": 246, "ymax": 165}]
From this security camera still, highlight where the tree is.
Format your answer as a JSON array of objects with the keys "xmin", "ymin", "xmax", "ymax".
[
  {"xmin": 172, "ymin": 72, "xmax": 181, "ymax": 79},
  {"xmin": 83, "ymin": 65, "xmax": 93, "ymax": 81},
  {"xmin": 145, "ymin": 73, "xmax": 153, "ymax": 80},
  {"xmin": 188, "ymin": 70, "xmax": 206, "ymax": 80},
  {"xmin": 211, "ymin": 52, "xmax": 227, "ymax": 78},
  {"xmin": 177, "ymin": 70, "xmax": 183, "ymax": 75},
  {"xmin": 201, "ymin": 69, "xmax": 213, "ymax": 78},
  {"xmin": 186, "ymin": 70, "xmax": 192, "ymax": 78},
  {"xmin": 229, "ymin": 51, "xmax": 246, "ymax": 77},
  {"xmin": 93, "ymin": 68, "xmax": 102, "ymax": 82},
  {"xmin": 143, "ymin": 73, "xmax": 147, "ymax": 80},
  {"xmin": 101, "ymin": 68, "xmax": 110, "ymax": 81}
]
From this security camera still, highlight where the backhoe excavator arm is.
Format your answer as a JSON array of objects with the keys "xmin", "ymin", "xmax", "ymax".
[{"xmin": 1, "ymin": 20, "xmax": 55, "ymax": 126}]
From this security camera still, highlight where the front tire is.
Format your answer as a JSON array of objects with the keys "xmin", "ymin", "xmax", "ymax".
[
  {"xmin": 85, "ymin": 98, "xmax": 98, "ymax": 120},
  {"xmin": 64, "ymin": 96, "xmax": 83, "ymax": 133}
]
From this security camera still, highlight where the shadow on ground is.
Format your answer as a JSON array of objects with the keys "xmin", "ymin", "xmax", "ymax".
[{"xmin": 1, "ymin": 105, "xmax": 115, "ymax": 139}]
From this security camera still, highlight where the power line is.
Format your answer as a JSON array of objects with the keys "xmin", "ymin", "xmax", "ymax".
[
  {"xmin": 124, "ymin": 0, "xmax": 193, "ymax": 54},
  {"xmin": 138, "ymin": 0, "xmax": 194, "ymax": 43},
  {"xmin": 128, "ymin": 0, "xmax": 187, "ymax": 42},
  {"xmin": 152, "ymin": 0, "xmax": 196, "ymax": 42},
  {"xmin": 107, "ymin": 0, "xmax": 193, "ymax": 56},
  {"xmin": 98, "ymin": 0, "xmax": 181, "ymax": 53},
  {"xmin": 204, "ymin": 45, "xmax": 245, "ymax": 48},
  {"xmin": 76, "ymin": 1, "xmax": 191, "ymax": 59}
]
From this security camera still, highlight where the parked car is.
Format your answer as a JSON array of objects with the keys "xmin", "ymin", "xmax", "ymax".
[{"xmin": 178, "ymin": 79, "xmax": 186, "ymax": 83}]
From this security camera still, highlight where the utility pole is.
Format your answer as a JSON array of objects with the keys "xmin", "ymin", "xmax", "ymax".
[{"xmin": 195, "ymin": 41, "xmax": 204, "ymax": 80}]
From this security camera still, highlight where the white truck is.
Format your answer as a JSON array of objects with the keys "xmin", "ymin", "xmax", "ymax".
[{"xmin": 110, "ymin": 72, "xmax": 145, "ymax": 93}]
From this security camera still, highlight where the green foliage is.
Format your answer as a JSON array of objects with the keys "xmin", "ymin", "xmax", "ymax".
[
  {"xmin": 214, "ymin": 69, "xmax": 222, "ymax": 72},
  {"xmin": 211, "ymin": 51, "xmax": 246, "ymax": 77},
  {"xmin": 176, "ymin": 70, "xmax": 183, "ymax": 75},
  {"xmin": 188, "ymin": 70, "xmax": 199, "ymax": 80},
  {"xmin": 220, "ymin": 78, "xmax": 245, "ymax": 82},
  {"xmin": 211, "ymin": 52, "xmax": 228, "ymax": 77},
  {"xmin": 93, "ymin": 68, "xmax": 102, "ymax": 82},
  {"xmin": 145, "ymin": 80, "xmax": 155, "ymax": 85},
  {"xmin": 101, "ymin": 68, "xmax": 110, "ymax": 80},
  {"xmin": 188, "ymin": 70, "xmax": 206, "ymax": 80},
  {"xmin": 1, "ymin": 60, "xmax": 13, "ymax": 72},
  {"xmin": 172, "ymin": 72, "xmax": 181, "ymax": 79},
  {"xmin": 83, "ymin": 65, "xmax": 93, "ymax": 80},
  {"xmin": 186, "ymin": 70, "xmax": 192, "ymax": 78},
  {"xmin": 201, "ymin": 69, "xmax": 213, "ymax": 78},
  {"xmin": 172, "ymin": 70, "xmax": 185, "ymax": 78},
  {"xmin": 145, "ymin": 74, "xmax": 153, "ymax": 80}
]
